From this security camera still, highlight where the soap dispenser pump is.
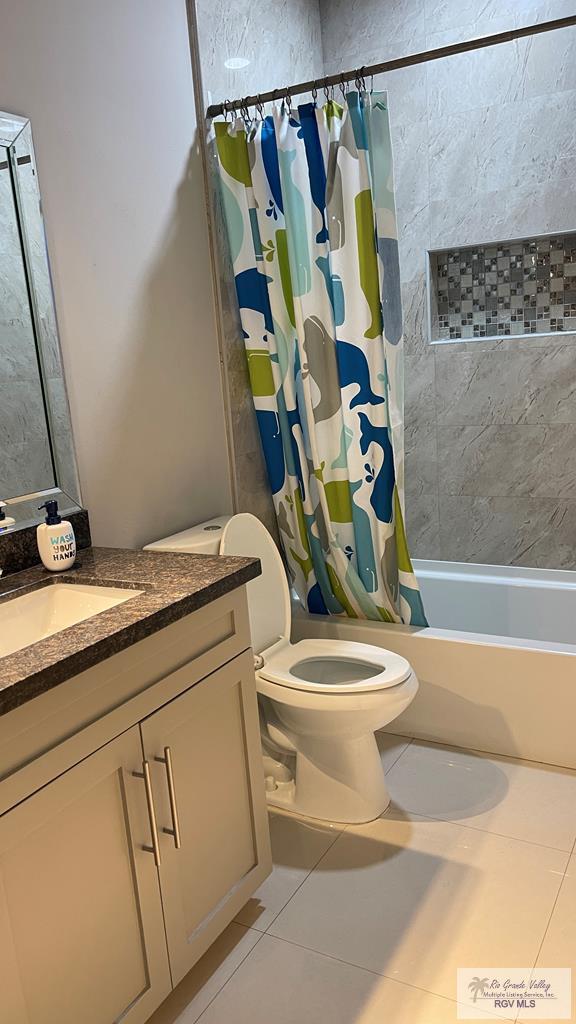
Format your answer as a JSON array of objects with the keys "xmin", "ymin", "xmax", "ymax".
[
  {"xmin": 0, "ymin": 501, "xmax": 16, "ymax": 530},
  {"xmin": 36, "ymin": 500, "xmax": 76, "ymax": 571}
]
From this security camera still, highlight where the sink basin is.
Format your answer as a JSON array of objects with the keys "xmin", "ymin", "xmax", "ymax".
[{"xmin": 0, "ymin": 583, "xmax": 143, "ymax": 660}]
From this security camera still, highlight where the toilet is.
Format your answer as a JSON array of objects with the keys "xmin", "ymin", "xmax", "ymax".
[{"xmin": 145, "ymin": 513, "xmax": 419, "ymax": 824}]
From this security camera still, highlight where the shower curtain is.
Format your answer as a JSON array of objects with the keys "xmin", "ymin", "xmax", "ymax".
[{"xmin": 214, "ymin": 92, "xmax": 427, "ymax": 626}]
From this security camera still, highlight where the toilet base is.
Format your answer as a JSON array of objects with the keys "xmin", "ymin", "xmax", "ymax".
[{"xmin": 263, "ymin": 732, "xmax": 391, "ymax": 825}]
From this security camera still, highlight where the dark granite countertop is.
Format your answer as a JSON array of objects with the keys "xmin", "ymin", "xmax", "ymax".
[{"xmin": 0, "ymin": 546, "xmax": 260, "ymax": 715}]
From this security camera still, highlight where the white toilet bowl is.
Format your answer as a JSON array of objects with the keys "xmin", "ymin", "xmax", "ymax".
[
  {"xmin": 221, "ymin": 514, "xmax": 419, "ymax": 824},
  {"xmin": 145, "ymin": 513, "xmax": 419, "ymax": 824}
]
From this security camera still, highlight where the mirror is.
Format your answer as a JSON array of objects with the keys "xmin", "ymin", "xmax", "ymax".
[{"xmin": 0, "ymin": 112, "xmax": 80, "ymax": 531}]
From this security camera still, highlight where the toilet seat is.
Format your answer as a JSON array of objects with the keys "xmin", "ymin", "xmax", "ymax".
[{"xmin": 259, "ymin": 639, "xmax": 412, "ymax": 694}]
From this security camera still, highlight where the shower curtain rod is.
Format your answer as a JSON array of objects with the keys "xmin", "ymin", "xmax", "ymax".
[{"xmin": 206, "ymin": 13, "xmax": 576, "ymax": 119}]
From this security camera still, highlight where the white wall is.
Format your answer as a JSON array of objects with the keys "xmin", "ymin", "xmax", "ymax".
[{"xmin": 0, "ymin": 0, "xmax": 232, "ymax": 547}]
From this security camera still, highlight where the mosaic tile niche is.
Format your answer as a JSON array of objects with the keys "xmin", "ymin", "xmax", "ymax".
[{"xmin": 430, "ymin": 234, "xmax": 576, "ymax": 342}]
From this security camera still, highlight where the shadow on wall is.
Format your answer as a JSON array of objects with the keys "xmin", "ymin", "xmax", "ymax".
[{"xmin": 86, "ymin": 146, "xmax": 232, "ymax": 549}]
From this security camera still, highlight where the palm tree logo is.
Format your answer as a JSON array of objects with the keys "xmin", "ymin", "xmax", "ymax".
[{"xmin": 468, "ymin": 977, "xmax": 490, "ymax": 1002}]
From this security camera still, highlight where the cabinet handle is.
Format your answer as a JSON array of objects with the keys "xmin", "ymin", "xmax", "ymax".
[
  {"xmin": 133, "ymin": 760, "xmax": 161, "ymax": 866},
  {"xmin": 155, "ymin": 746, "xmax": 181, "ymax": 850}
]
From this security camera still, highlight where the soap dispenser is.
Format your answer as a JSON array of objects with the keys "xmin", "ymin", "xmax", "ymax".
[
  {"xmin": 0, "ymin": 501, "xmax": 16, "ymax": 530},
  {"xmin": 37, "ymin": 500, "xmax": 76, "ymax": 571}
]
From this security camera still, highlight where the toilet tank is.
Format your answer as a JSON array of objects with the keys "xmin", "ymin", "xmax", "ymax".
[{"xmin": 143, "ymin": 516, "xmax": 231, "ymax": 556}]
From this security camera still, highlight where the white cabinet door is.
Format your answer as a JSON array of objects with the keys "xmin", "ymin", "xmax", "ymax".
[
  {"xmin": 0, "ymin": 726, "xmax": 171, "ymax": 1024},
  {"xmin": 141, "ymin": 650, "xmax": 271, "ymax": 985}
]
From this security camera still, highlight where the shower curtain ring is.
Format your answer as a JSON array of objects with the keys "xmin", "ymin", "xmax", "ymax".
[
  {"xmin": 339, "ymin": 73, "xmax": 347, "ymax": 99},
  {"xmin": 284, "ymin": 87, "xmax": 293, "ymax": 115},
  {"xmin": 255, "ymin": 94, "xmax": 265, "ymax": 120},
  {"xmin": 311, "ymin": 80, "xmax": 318, "ymax": 102}
]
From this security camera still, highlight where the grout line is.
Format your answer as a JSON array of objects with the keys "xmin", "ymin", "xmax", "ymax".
[
  {"xmin": 261, "ymin": 821, "xmax": 348, "ymax": 934},
  {"xmin": 379, "ymin": 733, "xmax": 414, "ymax": 773},
  {"xmin": 194, "ymin": 928, "xmax": 266, "ymax": 1023},
  {"xmin": 529, "ymin": 833, "xmax": 576, "ymax": 967},
  {"xmin": 384, "ymin": 803, "xmax": 576, "ymax": 855},
  {"xmin": 261, "ymin": 931, "xmax": 513, "ymax": 1021},
  {"xmin": 401, "ymin": 733, "xmax": 576, "ymax": 774}
]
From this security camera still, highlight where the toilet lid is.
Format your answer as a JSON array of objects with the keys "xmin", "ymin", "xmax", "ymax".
[
  {"xmin": 259, "ymin": 639, "xmax": 413, "ymax": 694},
  {"xmin": 221, "ymin": 513, "xmax": 291, "ymax": 654}
]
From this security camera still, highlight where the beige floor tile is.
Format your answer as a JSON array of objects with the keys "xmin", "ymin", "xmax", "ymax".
[
  {"xmin": 377, "ymin": 731, "xmax": 412, "ymax": 772},
  {"xmin": 268, "ymin": 810, "xmax": 567, "ymax": 1001},
  {"xmin": 234, "ymin": 810, "xmax": 342, "ymax": 931},
  {"xmin": 198, "ymin": 933, "xmax": 498, "ymax": 1024},
  {"xmin": 520, "ymin": 854, "xmax": 576, "ymax": 1022},
  {"xmin": 147, "ymin": 922, "xmax": 261, "ymax": 1024},
  {"xmin": 386, "ymin": 741, "xmax": 576, "ymax": 850}
]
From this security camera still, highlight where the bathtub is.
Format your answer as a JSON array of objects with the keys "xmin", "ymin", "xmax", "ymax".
[
  {"xmin": 414, "ymin": 559, "xmax": 576, "ymax": 647},
  {"xmin": 292, "ymin": 560, "xmax": 576, "ymax": 770}
]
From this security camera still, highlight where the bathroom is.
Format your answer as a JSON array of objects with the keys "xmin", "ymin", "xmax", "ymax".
[{"xmin": 1, "ymin": 0, "xmax": 576, "ymax": 1021}]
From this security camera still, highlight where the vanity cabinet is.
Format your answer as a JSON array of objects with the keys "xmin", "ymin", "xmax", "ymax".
[
  {"xmin": 141, "ymin": 652, "xmax": 267, "ymax": 986},
  {"xmin": 0, "ymin": 726, "xmax": 171, "ymax": 1024},
  {"xmin": 0, "ymin": 590, "xmax": 271, "ymax": 1024}
]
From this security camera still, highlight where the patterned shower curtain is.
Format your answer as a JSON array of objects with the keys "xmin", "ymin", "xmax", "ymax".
[{"xmin": 214, "ymin": 92, "xmax": 427, "ymax": 626}]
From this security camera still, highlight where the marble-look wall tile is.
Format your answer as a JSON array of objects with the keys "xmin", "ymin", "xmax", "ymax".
[
  {"xmin": 197, "ymin": 0, "xmax": 323, "ymax": 107},
  {"xmin": 439, "ymin": 494, "xmax": 576, "ymax": 569},
  {"xmin": 406, "ymin": 488, "xmax": 441, "ymax": 558},
  {"xmin": 424, "ymin": 0, "xmax": 576, "ymax": 45},
  {"xmin": 319, "ymin": 0, "xmax": 426, "ymax": 67},
  {"xmin": 434, "ymin": 341, "xmax": 576, "ymax": 426},
  {"xmin": 394, "ymin": 119, "xmax": 430, "ymax": 213},
  {"xmin": 429, "ymin": 177, "xmax": 576, "ymax": 250},
  {"xmin": 426, "ymin": 25, "xmax": 576, "ymax": 118},
  {"xmin": 438, "ymin": 423, "xmax": 576, "ymax": 501},
  {"xmin": 429, "ymin": 90, "xmax": 576, "ymax": 204},
  {"xmin": 402, "ymin": 271, "xmax": 429, "ymax": 357}
]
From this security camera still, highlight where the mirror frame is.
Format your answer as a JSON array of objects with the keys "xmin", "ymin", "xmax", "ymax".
[{"xmin": 0, "ymin": 111, "xmax": 82, "ymax": 532}]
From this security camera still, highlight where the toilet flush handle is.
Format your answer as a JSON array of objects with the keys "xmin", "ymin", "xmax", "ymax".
[{"xmin": 254, "ymin": 653, "xmax": 264, "ymax": 671}]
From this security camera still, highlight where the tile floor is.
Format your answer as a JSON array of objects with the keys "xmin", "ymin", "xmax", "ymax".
[{"xmin": 149, "ymin": 735, "xmax": 576, "ymax": 1024}]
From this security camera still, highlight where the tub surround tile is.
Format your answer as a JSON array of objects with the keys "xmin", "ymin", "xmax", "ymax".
[
  {"xmin": 388, "ymin": 120, "xmax": 430, "ymax": 214},
  {"xmin": 429, "ymin": 93, "xmax": 576, "ymax": 205},
  {"xmin": 402, "ymin": 273, "xmax": 429, "ymax": 357},
  {"xmin": 319, "ymin": 0, "xmax": 426, "ymax": 69},
  {"xmin": 426, "ymin": 25, "xmax": 576, "ymax": 119},
  {"xmin": 438, "ymin": 494, "xmax": 576, "ymax": 569},
  {"xmin": 268, "ymin": 810, "xmax": 567, "ymax": 1001},
  {"xmin": 387, "ymin": 741, "xmax": 576, "ymax": 850},
  {"xmin": 437, "ymin": 424, "xmax": 576, "ymax": 501},
  {"xmin": 398, "ymin": 204, "xmax": 431, "ymax": 286},
  {"xmin": 0, "ymin": 546, "xmax": 260, "ymax": 715},
  {"xmin": 197, "ymin": 0, "xmax": 322, "ymax": 108},
  {"xmin": 434, "ymin": 342, "xmax": 576, "ymax": 425},
  {"xmin": 405, "ymin": 490, "xmax": 441, "ymax": 560},
  {"xmin": 424, "ymin": 0, "xmax": 576, "ymax": 41},
  {"xmin": 429, "ymin": 178, "xmax": 576, "ymax": 253}
]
